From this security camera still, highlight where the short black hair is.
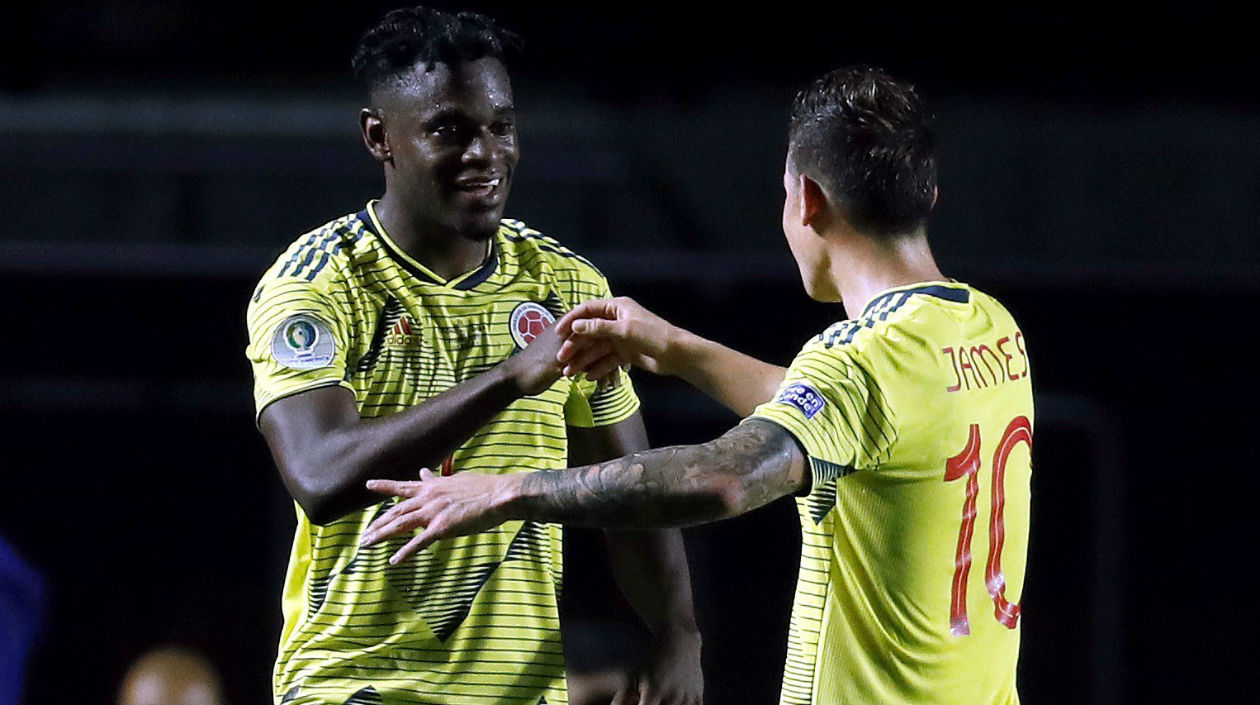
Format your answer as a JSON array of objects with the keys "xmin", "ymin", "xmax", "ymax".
[
  {"xmin": 788, "ymin": 66, "xmax": 937, "ymax": 237},
  {"xmin": 351, "ymin": 6, "xmax": 522, "ymax": 94}
]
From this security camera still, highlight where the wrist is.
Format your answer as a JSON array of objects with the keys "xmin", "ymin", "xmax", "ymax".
[
  {"xmin": 661, "ymin": 327, "xmax": 707, "ymax": 380},
  {"xmin": 496, "ymin": 472, "xmax": 530, "ymax": 520},
  {"xmin": 656, "ymin": 325, "xmax": 693, "ymax": 378},
  {"xmin": 492, "ymin": 354, "xmax": 529, "ymax": 397},
  {"xmin": 654, "ymin": 621, "xmax": 703, "ymax": 647}
]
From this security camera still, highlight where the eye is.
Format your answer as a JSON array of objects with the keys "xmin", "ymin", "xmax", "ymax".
[{"xmin": 490, "ymin": 120, "xmax": 515, "ymax": 137}]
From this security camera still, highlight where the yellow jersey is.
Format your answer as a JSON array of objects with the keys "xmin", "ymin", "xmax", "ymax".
[
  {"xmin": 245, "ymin": 202, "xmax": 639, "ymax": 705},
  {"xmin": 751, "ymin": 282, "xmax": 1032, "ymax": 705}
]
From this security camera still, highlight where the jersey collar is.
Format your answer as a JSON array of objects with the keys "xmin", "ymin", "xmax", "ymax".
[
  {"xmin": 859, "ymin": 281, "xmax": 971, "ymax": 318},
  {"xmin": 360, "ymin": 201, "xmax": 499, "ymax": 291}
]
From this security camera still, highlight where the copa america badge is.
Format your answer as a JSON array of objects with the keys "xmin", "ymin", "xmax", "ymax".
[{"xmin": 271, "ymin": 314, "xmax": 336, "ymax": 369}]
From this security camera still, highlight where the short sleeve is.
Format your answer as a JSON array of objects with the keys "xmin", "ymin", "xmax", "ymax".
[
  {"xmin": 564, "ymin": 369, "xmax": 641, "ymax": 428},
  {"xmin": 749, "ymin": 340, "xmax": 895, "ymax": 490},
  {"xmin": 559, "ymin": 265, "xmax": 641, "ymax": 428},
  {"xmin": 245, "ymin": 275, "xmax": 354, "ymax": 423}
]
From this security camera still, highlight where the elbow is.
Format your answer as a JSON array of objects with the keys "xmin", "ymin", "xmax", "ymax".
[
  {"xmin": 282, "ymin": 461, "xmax": 352, "ymax": 526},
  {"xmin": 710, "ymin": 474, "xmax": 752, "ymax": 520},
  {"xmin": 301, "ymin": 497, "xmax": 344, "ymax": 527}
]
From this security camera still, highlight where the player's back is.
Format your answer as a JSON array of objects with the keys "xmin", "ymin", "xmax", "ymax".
[{"xmin": 755, "ymin": 281, "xmax": 1032, "ymax": 705}]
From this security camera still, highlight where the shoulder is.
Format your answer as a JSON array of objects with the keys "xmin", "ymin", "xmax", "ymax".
[
  {"xmin": 816, "ymin": 282, "xmax": 981, "ymax": 354},
  {"xmin": 968, "ymin": 286, "xmax": 1020, "ymax": 329},
  {"xmin": 252, "ymin": 212, "xmax": 372, "ymax": 300},
  {"xmin": 247, "ymin": 212, "xmax": 373, "ymax": 330},
  {"xmin": 498, "ymin": 218, "xmax": 607, "ymax": 284}
]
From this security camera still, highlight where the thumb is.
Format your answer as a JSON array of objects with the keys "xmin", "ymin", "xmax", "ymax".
[
  {"xmin": 556, "ymin": 299, "xmax": 616, "ymax": 336},
  {"xmin": 570, "ymin": 317, "xmax": 617, "ymax": 338},
  {"xmin": 419, "ymin": 467, "xmax": 437, "ymax": 481}
]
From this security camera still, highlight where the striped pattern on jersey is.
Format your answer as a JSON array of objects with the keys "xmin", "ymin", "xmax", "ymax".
[
  {"xmin": 246, "ymin": 202, "xmax": 640, "ymax": 705},
  {"xmin": 752, "ymin": 319, "xmax": 896, "ymax": 705},
  {"xmin": 751, "ymin": 282, "xmax": 1031, "ymax": 705}
]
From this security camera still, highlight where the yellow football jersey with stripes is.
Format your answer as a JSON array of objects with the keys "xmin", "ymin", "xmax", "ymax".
[
  {"xmin": 245, "ymin": 202, "xmax": 640, "ymax": 705},
  {"xmin": 751, "ymin": 282, "xmax": 1032, "ymax": 705}
]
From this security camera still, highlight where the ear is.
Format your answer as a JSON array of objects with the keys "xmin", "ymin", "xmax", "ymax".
[
  {"xmin": 800, "ymin": 174, "xmax": 827, "ymax": 229},
  {"xmin": 931, "ymin": 185, "xmax": 939, "ymax": 209},
  {"xmin": 360, "ymin": 108, "xmax": 391, "ymax": 163}
]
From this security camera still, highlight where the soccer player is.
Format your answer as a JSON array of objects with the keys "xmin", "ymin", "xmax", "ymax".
[
  {"xmin": 245, "ymin": 7, "xmax": 702, "ymax": 705},
  {"xmin": 362, "ymin": 67, "xmax": 1033, "ymax": 705}
]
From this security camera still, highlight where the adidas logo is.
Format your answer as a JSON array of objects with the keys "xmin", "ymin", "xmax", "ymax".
[{"xmin": 384, "ymin": 315, "xmax": 422, "ymax": 349}]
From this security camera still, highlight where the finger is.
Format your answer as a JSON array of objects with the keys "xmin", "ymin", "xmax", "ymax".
[
  {"xmin": 366, "ymin": 479, "xmax": 420, "ymax": 497},
  {"xmin": 363, "ymin": 501, "xmax": 413, "ymax": 540},
  {"xmin": 569, "ymin": 316, "xmax": 619, "ymax": 339},
  {"xmin": 562, "ymin": 339, "xmax": 615, "ymax": 376},
  {"xmin": 362, "ymin": 514, "xmax": 417, "ymax": 547},
  {"xmin": 557, "ymin": 335, "xmax": 596, "ymax": 363},
  {"xmin": 419, "ymin": 467, "xmax": 437, "ymax": 481},
  {"xmin": 585, "ymin": 356, "xmax": 625, "ymax": 385},
  {"xmin": 555, "ymin": 299, "xmax": 617, "ymax": 337},
  {"xmin": 390, "ymin": 520, "xmax": 452, "ymax": 564},
  {"xmin": 610, "ymin": 686, "xmax": 637, "ymax": 705},
  {"xmin": 363, "ymin": 499, "xmax": 431, "ymax": 546},
  {"xmin": 637, "ymin": 683, "xmax": 661, "ymax": 705},
  {"xmin": 374, "ymin": 501, "xmax": 441, "ymax": 555},
  {"xmin": 388, "ymin": 531, "xmax": 429, "ymax": 565}
]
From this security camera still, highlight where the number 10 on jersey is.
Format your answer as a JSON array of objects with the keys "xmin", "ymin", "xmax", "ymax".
[{"xmin": 943, "ymin": 416, "xmax": 1031, "ymax": 636}]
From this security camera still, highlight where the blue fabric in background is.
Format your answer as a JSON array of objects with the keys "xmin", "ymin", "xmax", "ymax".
[{"xmin": 0, "ymin": 536, "xmax": 44, "ymax": 705}]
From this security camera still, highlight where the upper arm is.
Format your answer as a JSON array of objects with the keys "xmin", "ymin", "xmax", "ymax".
[
  {"xmin": 247, "ymin": 271, "xmax": 359, "ymax": 497},
  {"xmin": 259, "ymin": 385, "xmax": 359, "ymax": 463},
  {"xmin": 259, "ymin": 385, "xmax": 359, "ymax": 496},
  {"xmin": 717, "ymin": 418, "xmax": 809, "ymax": 506},
  {"xmin": 246, "ymin": 274, "xmax": 355, "ymax": 425},
  {"xmin": 745, "ymin": 338, "xmax": 894, "ymax": 521}
]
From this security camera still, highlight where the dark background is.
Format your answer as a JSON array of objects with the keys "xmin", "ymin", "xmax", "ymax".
[{"xmin": 1, "ymin": 2, "xmax": 1256, "ymax": 704}]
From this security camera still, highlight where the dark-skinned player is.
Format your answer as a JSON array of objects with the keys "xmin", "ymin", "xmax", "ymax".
[{"xmin": 245, "ymin": 7, "xmax": 701, "ymax": 705}]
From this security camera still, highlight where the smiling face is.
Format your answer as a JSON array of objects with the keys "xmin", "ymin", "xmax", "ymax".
[{"xmin": 370, "ymin": 57, "xmax": 519, "ymax": 241}]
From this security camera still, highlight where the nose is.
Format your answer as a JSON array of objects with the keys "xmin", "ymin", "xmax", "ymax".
[{"xmin": 462, "ymin": 128, "xmax": 495, "ymax": 165}]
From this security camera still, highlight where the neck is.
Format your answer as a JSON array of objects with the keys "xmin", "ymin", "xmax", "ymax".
[
  {"xmin": 373, "ymin": 193, "xmax": 490, "ymax": 281},
  {"xmin": 828, "ymin": 226, "xmax": 945, "ymax": 318}
]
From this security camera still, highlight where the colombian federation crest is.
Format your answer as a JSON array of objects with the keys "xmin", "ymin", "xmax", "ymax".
[
  {"xmin": 271, "ymin": 314, "xmax": 336, "ymax": 370},
  {"xmin": 509, "ymin": 302, "xmax": 555, "ymax": 348}
]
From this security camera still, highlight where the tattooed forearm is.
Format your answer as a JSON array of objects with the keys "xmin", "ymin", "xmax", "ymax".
[{"xmin": 515, "ymin": 419, "xmax": 806, "ymax": 528}]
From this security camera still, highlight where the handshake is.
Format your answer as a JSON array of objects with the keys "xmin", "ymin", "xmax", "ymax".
[{"xmin": 502, "ymin": 297, "xmax": 683, "ymax": 396}]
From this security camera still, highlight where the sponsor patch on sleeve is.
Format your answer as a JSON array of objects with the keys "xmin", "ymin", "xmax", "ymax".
[
  {"xmin": 775, "ymin": 382, "xmax": 825, "ymax": 419},
  {"xmin": 270, "ymin": 314, "xmax": 336, "ymax": 370}
]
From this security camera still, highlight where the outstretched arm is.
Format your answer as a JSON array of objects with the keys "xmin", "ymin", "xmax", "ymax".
[
  {"xmin": 361, "ymin": 419, "xmax": 807, "ymax": 562},
  {"xmin": 555, "ymin": 298, "xmax": 787, "ymax": 417}
]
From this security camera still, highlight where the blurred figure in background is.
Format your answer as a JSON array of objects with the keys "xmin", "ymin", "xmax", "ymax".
[
  {"xmin": 116, "ymin": 647, "xmax": 225, "ymax": 705},
  {"xmin": 0, "ymin": 535, "xmax": 44, "ymax": 705}
]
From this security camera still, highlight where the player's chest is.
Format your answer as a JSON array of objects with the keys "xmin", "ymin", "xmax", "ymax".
[{"xmin": 346, "ymin": 280, "xmax": 565, "ymax": 385}]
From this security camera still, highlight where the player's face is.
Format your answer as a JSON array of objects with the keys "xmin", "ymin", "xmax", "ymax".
[
  {"xmin": 782, "ymin": 163, "xmax": 839, "ymax": 302},
  {"xmin": 379, "ymin": 57, "xmax": 518, "ymax": 240}
]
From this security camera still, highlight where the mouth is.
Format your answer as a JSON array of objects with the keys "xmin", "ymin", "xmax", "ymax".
[{"xmin": 453, "ymin": 175, "xmax": 504, "ymax": 200}]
